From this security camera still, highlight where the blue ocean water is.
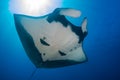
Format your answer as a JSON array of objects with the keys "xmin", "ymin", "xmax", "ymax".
[{"xmin": 0, "ymin": 0, "xmax": 120, "ymax": 80}]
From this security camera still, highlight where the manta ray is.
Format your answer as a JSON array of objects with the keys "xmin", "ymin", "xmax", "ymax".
[{"xmin": 14, "ymin": 8, "xmax": 88, "ymax": 68}]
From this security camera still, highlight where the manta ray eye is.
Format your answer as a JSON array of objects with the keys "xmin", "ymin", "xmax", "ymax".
[{"xmin": 40, "ymin": 37, "xmax": 50, "ymax": 46}]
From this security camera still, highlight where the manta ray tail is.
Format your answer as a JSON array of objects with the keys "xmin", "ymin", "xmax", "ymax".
[{"xmin": 28, "ymin": 68, "xmax": 38, "ymax": 80}]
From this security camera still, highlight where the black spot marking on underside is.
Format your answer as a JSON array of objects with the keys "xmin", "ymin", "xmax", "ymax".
[
  {"xmin": 40, "ymin": 39, "xmax": 50, "ymax": 46},
  {"xmin": 43, "ymin": 53, "xmax": 46, "ymax": 56},
  {"xmin": 70, "ymin": 49, "xmax": 73, "ymax": 52},
  {"xmin": 58, "ymin": 50, "xmax": 66, "ymax": 56}
]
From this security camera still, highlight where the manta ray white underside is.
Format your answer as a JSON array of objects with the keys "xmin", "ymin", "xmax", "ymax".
[{"xmin": 14, "ymin": 8, "xmax": 88, "ymax": 68}]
